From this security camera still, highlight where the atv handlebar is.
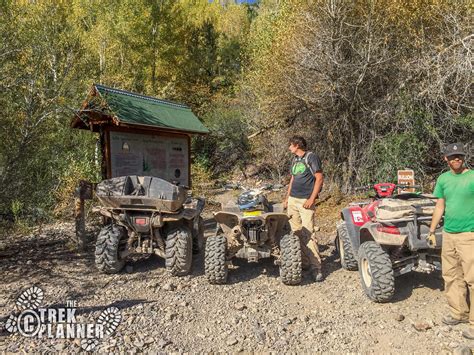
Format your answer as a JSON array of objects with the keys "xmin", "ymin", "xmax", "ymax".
[
  {"xmin": 397, "ymin": 184, "xmax": 421, "ymax": 190},
  {"xmin": 354, "ymin": 184, "xmax": 421, "ymax": 191}
]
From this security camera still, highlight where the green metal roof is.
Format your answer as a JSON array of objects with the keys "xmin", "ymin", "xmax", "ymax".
[{"xmin": 93, "ymin": 84, "xmax": 209, "ymax": 134}]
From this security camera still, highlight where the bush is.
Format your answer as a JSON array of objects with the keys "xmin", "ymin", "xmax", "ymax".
[{"xmin": 193, "ymin": 102, "xmax": 250, "ymax": 176}]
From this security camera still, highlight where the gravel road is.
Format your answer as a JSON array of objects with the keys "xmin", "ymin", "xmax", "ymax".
[{"xmin": 0, "ymin": 211, "xmax": 473, "ymax": 353}]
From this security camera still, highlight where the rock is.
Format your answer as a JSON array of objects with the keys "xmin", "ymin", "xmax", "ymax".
[
  {"xmin": 441, "ymin": 325, "xmax": 452, "ymax": 332},
  {"xmin": 395, "ymin": 314, "xmax": 405, "ymax": 322},
  {"xmin": 413, "ymin": 322, "xmax": 432, "ymax": 332},
  {"xmin": 133, "ymin": 340, "xmax": 144, "ymax": 348},
  {"xmin": 163, "ymin": 283, "xmax": 176, "ymax": 291},
  {"xmin": 253, "ymin": 325, "xmax": 266, "ymax": 343},
  {"xmin": 301, "ymin": 315, "xmax": 310, "ymax": 322},
  {"xmin": 165, "ymin": 312, "xmax": 177, "ymax": 321},
  {"xmin": 234, "ymin": 303, "xmax": 246, "ymax": 311},
  {"xmin": 126, "ymin": 265, "xmax": 133, "ymax": 273},
  {"xmin": 449, "ymin": 342, "xmax": 461, "ymax": 349},
  {"xmin": 314, "ymin": 327, "xmax": 327, "ymax": 335},
  {"xmin": 226, "ymin": 337, "xmax": 238, "ymax": 346},
  {"xmin": 453, "ymin": 346, "xmax": 472, "ymax": 355},
  {"xmin": 274, "ymin": 339, "xmax": 288, "ymax": 348},
  {"xmin": 54, "ymin": 342, "xmax": 65, "ymax": 351},
  {"xmin": 157, "ymin": 338, "xmax": 171, "ymax": 348}
]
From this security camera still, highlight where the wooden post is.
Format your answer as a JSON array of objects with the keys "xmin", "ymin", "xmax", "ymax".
[
  {"xmin": 74, "ymin": 195, "xmax": 86, "ymax": 250},
  {"xmin": 74, "ymin": 180, "xmax": 94, "ymax": 250}
]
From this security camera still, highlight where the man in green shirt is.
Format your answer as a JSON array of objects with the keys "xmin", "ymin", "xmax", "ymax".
[{"xmin": 429, "ymin": 143, "xmax": 474, "ymax": 340}]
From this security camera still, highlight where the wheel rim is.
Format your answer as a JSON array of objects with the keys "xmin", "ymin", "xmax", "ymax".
[
  {"xmin": 338, "ymin": 236, "xmax": 345, "ymax": 259},
  {"xmin": 361, "ymin": 257, "xmax": 372, "ymax": 287}
]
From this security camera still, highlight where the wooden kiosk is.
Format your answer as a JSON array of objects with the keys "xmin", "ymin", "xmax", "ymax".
[{"xmin": 71, "ymin": 84, "xmax": 208, "ymax": 248}]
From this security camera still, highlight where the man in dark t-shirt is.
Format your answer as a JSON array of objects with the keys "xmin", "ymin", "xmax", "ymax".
[{"xmin": 283, "ymin": 136, "xmax": 324, "ymax": 282}]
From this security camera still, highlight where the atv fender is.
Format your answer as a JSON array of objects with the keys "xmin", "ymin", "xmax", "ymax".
[
  {"xmin": 341, "ymin": 208, "xmax": 362, "ymax": 254},
  {"xmin": 262, "ymin": 212, "xmax": 290, "ymax": 241},
  {"xmin": 214, "ymin": 211, "xmax": 240, "ymax": 235},
  {"xmin": 360, "ymin": 222, "xmax": 407, "ymax": 246}
]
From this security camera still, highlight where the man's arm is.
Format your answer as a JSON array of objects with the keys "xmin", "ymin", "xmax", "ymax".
[
  {"xmin": 303, "ymin": 171, "xmax": 323, "ymax": 209},
  {"xmin": 283, "ymin": 175, "xmax": 294, "ymax": 209},
  {"xmin": 429, "ymin": 198, "xmax": 445, "ymax": 233}
]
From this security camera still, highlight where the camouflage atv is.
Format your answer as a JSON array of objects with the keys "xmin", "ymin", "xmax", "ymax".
[
  {"xmin": 93, "ymin": 175, "xmax": 204, "ymax": 275},
  {"xmin": 205, "ymin": 189, "xmax": 302, "ymax": 285}
]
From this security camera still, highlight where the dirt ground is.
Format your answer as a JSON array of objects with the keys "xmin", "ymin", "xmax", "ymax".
[{"xmin": 0, "ymin": 191, "xmax": 473, "ymax": 353}]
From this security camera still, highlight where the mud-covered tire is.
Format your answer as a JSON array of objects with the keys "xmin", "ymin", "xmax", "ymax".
[
  {"xmin": 192, "ymin": 217, "xmax": 205, "ymax": 254},
  {"xmin": 279, "ymin": 233, "xmax": 302, "ymax": 285},
  {"xmin": 205, "ymin": 235, "xmax": 228, "ymax": 284},
  {"xmin": 336, "ymin": 221, "xmax": 358, "ymax": 271},
  {"xmin": 165, "ymin": 226, "xmax": 193, "ymax": 276},
  {"xmin": 358, "ymin": 241, "xmax": 395, "ymax": 302},
  {"xmin": 95, "ymin": 224, "xmax": 127, "ymax": 274}
]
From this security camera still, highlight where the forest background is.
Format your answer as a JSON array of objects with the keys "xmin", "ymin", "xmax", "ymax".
[{"xmin": 0, "ymin": 0, "xmax": 472, "ymax": 225}]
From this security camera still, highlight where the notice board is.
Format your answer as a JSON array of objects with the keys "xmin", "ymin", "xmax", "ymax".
[{"xmin": 109, "ymin": 131, "xmax": 189, "ymax": 186}]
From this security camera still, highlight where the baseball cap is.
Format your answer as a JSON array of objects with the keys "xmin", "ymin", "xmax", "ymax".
[{"xmin": 443, "ymin": 142, "xmax": 466, "ymax": 157}]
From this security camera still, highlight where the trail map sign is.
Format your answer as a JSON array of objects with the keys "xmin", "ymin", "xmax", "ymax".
[
  {"xmin": 397, "ymin": 169, "xmax": 415, "ymax": 194},
  {"xmin": 109, "ymin": 131, "xmax": 189, "ymax": 186}
]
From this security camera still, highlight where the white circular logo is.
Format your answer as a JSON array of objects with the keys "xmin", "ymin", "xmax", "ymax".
[{"xmin": 17, "ymin": 310, "xmax": 41, "ymax": 337}]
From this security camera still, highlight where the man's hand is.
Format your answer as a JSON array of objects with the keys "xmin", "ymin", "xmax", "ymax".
[
  {"xmin": 426, "ymin": 231, "xmax": 437, "ymax": 247},
  {"xmin": 303, "ymin": 198, "xmax": 315, "ymax": 209}
]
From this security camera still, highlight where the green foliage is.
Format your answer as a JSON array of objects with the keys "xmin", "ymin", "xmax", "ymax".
[
  {"xmin": 0, "ymin": 0, "xmax": 251, "ymax": 219},
  {"xmin": 193, "ymin": 102, "xmax": 250, "ymax": 175},
  {"xmin": 364, "ymin": 133, "xmax": 429, "ymax": 184},
  {"xmin": 242, "ymin": 0, "xmax": 473, "ymax": 191},
  {"xmin": 1, "ymin": 0, "xmax": 472, "ymax": 224},
  {"xmin": 11, "ymin": 200, "xmax": 23, "ymax": 224}
]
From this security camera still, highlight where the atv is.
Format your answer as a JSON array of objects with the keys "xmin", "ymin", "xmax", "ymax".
[
  {"xmin": 93, "ymin": 175, "xmax": 204, "ymax": 275},
  {"xmin": 335, "ymin": 183, "xmax": 443, "ymax": 302},
  {"xmin": 205, "ymin": 189, "xmax": 302, "ymax": 285}
]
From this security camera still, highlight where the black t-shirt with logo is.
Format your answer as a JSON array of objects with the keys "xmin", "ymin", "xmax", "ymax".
[{"xmin": 290, "ymin": 152, "xmax": 322, "ymax": 199}]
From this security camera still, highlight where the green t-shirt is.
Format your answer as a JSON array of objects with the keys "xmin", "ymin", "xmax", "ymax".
[{"xmin": 433, "ymin": 169, "xmax": 474, "ymax": 233}]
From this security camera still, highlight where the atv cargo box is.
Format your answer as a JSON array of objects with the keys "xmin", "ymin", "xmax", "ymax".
[{"xmin": 96, "ymin": 176, "xmax": 187, "ymax": 212}]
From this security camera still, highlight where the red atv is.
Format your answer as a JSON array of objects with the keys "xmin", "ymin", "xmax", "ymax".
[{"xmin": 335, "ymin": 183, "xmax": 443, "ymax": 302}]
